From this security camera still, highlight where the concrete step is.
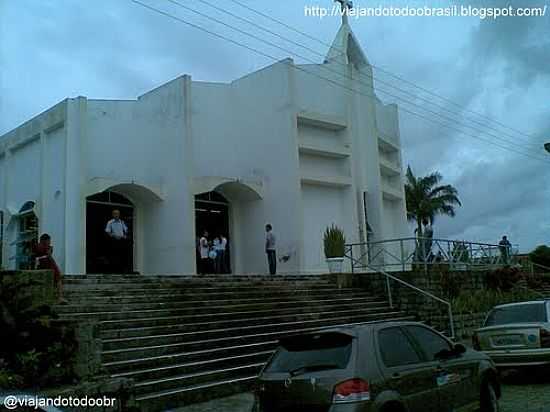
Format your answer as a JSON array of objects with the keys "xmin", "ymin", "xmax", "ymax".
[
  {"xmin": 62, "ymin": 287, "xmax": 362, "ymax": 302},
  {"xmin": 111, "ymin": 351, "xmax": 272, "ymax": 382},
  {"xmin": 134, "ymin": 363, "xmax": 264, "ymax": 396},
  {"xmin": 62, "ymin": 281, "xmax": 335, "ymax": 292},
  {"xmin": 104, "ymin": 341, "xmax": 278, "ymax": 374},
  {"xmin": 55, "ymin": 295, "xmax": 382, "ymax": 317},
  {"xmin": 101, "ymin": 312, "xmax": 413, "ymax": 355},
  {"xmin": 58, "ymin": 290, "xmax": 374, "ymax": 306},
  {"xmin": 96, "ymin": 299, "xmax": 387, "ymax": 331},
  {"xmin": 100, "ymin": 305, "xmax": 393, "ymax": 339},
  {"xmin": 59, "ymin": 293, "xmax": 376, "ymax": 320},
  {"xmin": 60, "ymin": 273, "xmax": 412, "ymax": 410},
  {"xmin": 136, "ymin": 375, "xmax": 256, "ymax": 412}
]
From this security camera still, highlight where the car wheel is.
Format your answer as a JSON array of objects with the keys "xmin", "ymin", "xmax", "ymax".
[{"xmin": 481, "ymin": 381, "xmax": 500, "ymax": 412}]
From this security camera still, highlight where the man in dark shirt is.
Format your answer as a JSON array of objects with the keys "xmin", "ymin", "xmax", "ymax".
[{"xmin": 499, "ymin": 235, "xmax": 512, "ymax": 264}]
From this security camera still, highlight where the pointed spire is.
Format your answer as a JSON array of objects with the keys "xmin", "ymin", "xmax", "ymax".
[{"xmin": 324, "ymin": 0, "xmax": 369, "ymax": 68}]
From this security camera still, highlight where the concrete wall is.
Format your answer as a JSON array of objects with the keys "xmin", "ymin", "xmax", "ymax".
[
  {"xmin": 0, "ymin": 101, "xmax": 69, "ymax": 271},
  {"xmin": 217, "ymin": 61, "xmax": 300, "ymax": 274},
  {"xmin": 85, "ymin": 76, "xmax": 195, "ymax": 274}
]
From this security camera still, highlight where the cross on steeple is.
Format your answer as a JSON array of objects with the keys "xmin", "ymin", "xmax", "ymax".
[{"xmin": 335, "ymin": 0, "xmax": 353, "ymax": 25}]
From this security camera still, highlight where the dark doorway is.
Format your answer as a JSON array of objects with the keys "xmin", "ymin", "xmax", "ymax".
[
  {"xmin": 86, "ymin": 191, "xmax": 134, "ymax": 274},
  {"xmin": 195, "ymin": 191, "xmax": 231, "ymax": 273}
]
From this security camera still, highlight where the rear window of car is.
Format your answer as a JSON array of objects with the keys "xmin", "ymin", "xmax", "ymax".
[
  {"xmin": 485, "ymin": 303, "xmax": 548, "ymax": 326},
  {"xmin": 265, "ymin": 332, "xmax": 353, "ymax": 373}
]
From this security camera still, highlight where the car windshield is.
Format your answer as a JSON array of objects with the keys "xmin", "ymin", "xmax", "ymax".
[
  {"xmin": 485, "ymin": 303, "xmax": 548, "ymax": 326},
  {"xmin": 265, "ymin": 332, "xmax": 353, "ymax": 374}
]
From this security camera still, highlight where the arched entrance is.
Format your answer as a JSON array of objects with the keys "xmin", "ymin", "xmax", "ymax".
[
  {"xmin": 195, "ymin": 191, "xmax": 231, "ymax": 273},
  {"xmin": 11, "ymin": 201, "xmax": 39, "ymax": 270},
  {"xmin": 86, "ymin": 191, "xmax": 134, "ymax": 274}
]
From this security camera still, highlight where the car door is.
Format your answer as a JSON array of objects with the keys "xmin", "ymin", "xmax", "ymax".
[
  {"xmin": 377, "ymin": 326, "xmax": 440, "ymax": 412},
  {"xmin": 405, "ymin": 325, "xmax": 479, "ymax": 412}
]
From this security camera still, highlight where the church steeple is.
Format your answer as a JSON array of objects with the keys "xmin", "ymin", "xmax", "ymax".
[
  {"xmin": 324, "ymin": 0, "xmax": 369, "ymax": 69},
  {"xmin": 336, "ymin": 0, "xmax": 353, "ymax": 26}
]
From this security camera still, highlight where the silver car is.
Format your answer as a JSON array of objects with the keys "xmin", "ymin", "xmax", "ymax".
[{"xmin": 473, "ymin": 300, "xmax": 550, "ymax": 368}]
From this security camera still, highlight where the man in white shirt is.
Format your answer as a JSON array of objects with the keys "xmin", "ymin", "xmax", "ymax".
[
  {"xmin": 198, "ymin": 231, "xmax": 210, "ymax": 274},
  {"xmin": 265, "ymin": 224, "xmax": 277, "ymax": 275},
  {"xmin": 105, "ymin": 209, "xmax": 129, "ymax": 273}
]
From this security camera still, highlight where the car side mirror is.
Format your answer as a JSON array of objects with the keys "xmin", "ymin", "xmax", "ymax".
[{"xmin": 453, "ymin": 343, "xmax": 466, "ymax": 355}]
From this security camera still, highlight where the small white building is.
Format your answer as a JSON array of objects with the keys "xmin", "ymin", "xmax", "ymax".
[{"xmin": 0, "ymin": 18, "xmax": 408, "ymax": 275}]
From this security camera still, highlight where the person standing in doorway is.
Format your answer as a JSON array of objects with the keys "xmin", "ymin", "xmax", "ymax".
[
  {"xmin": 105, "ymin": 209, "xmax": 129, "ymax": 273},
  {"xmin": 499, "ymin": 235, "xmax": 512, "ymax": 265},
  {"xmin": 217, "ymin": 233, "xmax": 228, "ymax": 274},
  {"xmin": 198, "ymin": 231, "xmax": 210, "ymax": 274},
  {"xmin": 265, "ymin": 224, "xmax": 277, "ymax": 275}
]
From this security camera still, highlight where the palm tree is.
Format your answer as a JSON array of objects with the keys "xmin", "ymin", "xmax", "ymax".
[{"xmin": 405, "ymin": 165, "xmax": 462, "ymax": 237}]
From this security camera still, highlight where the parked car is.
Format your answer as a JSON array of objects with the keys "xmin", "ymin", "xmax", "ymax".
[
  {"xmin": 473, "ymin": 300, "xmax": 550, "ymax": 369},
  {"xmin": 253, "ymin": 321, "xmax": 500, "ymax": 412}
]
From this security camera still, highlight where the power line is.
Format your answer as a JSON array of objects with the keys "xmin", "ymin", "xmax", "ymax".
[
  {"xmin": 183, "ymin": 0, "xmax": 543, "ymax": 151},
  {"xmin": 130, "ymin": 0, "xmax": 550, "ymax": 163},
  {"xmin": 226, "ymin": 0, "xmax": 544, "ymax": 145},
  {"xmin": 161, "ymin": 0, "xmax": 545, "ymax": 157}
]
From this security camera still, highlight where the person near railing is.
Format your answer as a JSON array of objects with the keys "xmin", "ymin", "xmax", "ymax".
[
  {"xmin": 498, "ymin": 235, "xmax": 512, "ymax": 265},
  {"xmin": 414, "ymin": 219, "xmax": 434, "ymax": 262}
]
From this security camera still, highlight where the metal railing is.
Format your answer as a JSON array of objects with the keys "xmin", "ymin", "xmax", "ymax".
[
  {"xmin": 345, "ymin": 237, "xmax": 520, "ymax": 273},
  {"xmin": 369, "ymin": 265, "xmax": 455, "ymax": 339}
]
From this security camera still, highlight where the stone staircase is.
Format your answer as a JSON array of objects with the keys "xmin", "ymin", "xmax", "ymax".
[
  {"xmin": 56, "ymin": 274, "xmax": 413, "ymax": 411},
  {"xmin": 534, "ymin": 273, "xmax": 550, "ymax": 297}
]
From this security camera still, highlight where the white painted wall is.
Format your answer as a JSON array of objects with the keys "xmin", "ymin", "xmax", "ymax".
[
  {"xmin": 85, "ymin": 76, "xmax": 195, "ymax": 274},
  {"xmin": 0, "ymin": 24, "xmax": 409, "ymax": 275}
]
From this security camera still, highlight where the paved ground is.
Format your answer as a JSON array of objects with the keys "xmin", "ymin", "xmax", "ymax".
[
  {"xmin": 500, "ymin": 369, "xmax": 550, "ymax": 412},
  {"xmin": 169, "ymin": 372, "xmax": 550, "ymax": 412}
]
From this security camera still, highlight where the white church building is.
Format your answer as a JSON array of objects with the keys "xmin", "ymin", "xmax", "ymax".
[{"xmin": 0, "ymin": 15, "xmax": 408, "ymax": 275}]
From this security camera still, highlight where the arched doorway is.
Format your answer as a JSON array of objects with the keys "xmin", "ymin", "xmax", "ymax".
[
  {"xmin": 195, "ymin": 191, "xmax": 231, "ymax": 273},
  {"xmin": 86, "ymin": 191, "xmax": 134, "ymax": 274},
  {"xmin": 11, "ymin": 201, "xmax": 39, "ymax": 270}
]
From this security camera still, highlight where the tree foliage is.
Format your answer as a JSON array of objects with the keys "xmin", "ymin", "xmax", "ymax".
[
  {"xmin": 405, "ymin": 165, "xmax": 462, "ymax": 236},
  {"xmin": 529, "ymin": 245, "xmax": 550, "ymax": 269}
]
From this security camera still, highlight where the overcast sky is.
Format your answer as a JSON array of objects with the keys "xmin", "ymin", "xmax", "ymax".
[{"xmin": 1, "ymin": 0, "xmax": 549, "ymax": 251}]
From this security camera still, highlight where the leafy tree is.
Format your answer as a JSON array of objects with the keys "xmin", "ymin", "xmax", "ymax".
[
  {"xmin": 529, "ymin": 245, "xmax": 550, "ymax": 269},
  {"xmin": 405, "ymin": 165, "xmax": 462, "ymax": 236}
]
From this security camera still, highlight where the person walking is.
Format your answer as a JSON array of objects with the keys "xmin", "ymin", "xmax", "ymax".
[
  {"xmin": 105, "ymin": 209, "xmax": 129, "ymax": 273},
  {"xmin": 198, "ymin": 231, "xmax": 210, "ymax": 274},
  {"xmin": 499, "ymin": 235, "xmax": 512, "ymax": 264},
  {"xmin": 265, "ymin": 224, "xmax": 277, "ymax": 275}
]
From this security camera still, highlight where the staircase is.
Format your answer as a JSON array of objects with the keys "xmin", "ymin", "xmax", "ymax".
[
  {"xmin": 56, "ymin": 274, "xmax": 413, "ymax": 411},
  {"xmin": 534, "ymin": 273, "xmax": 550, "ymax": 297}
]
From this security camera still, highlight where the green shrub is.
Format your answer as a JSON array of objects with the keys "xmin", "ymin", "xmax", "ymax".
[
  {"xmin": 323, "ymin": 225, "xmax": 346, "ymax": 258},
  {"xmin": 451, "ymin": 288, "xmax": 540, "ymax": 314},
  {"xmin": 0, "ymin": 272, "xmax": 77, "ymax": 389},
  {"xmin": 439, "ymin": 271, "xmax": 463, "ymax": 299},
  {"xmin": 485, "ymin": 266, "xmax": 523, "ymax": 291}
]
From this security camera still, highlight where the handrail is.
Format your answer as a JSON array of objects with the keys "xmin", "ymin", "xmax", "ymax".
[
  {"xmin": 368, "ymin": 264, "xmax": 455, "ymax": 340},
  {"xmin": 345, "ymin": 237, "xmax": 519, "ymax": 273},
  {"xmin": 533, "ymin": 262, "xmax": 550, "ymax": 272},
  {"xmin": 347, "ymin": 237, "xmax": 520, "ymax": 249}
]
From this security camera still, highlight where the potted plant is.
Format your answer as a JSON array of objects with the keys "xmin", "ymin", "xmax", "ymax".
[{"xmin": 323, "ymin": 224, "xmax": 346, "ymax": 273}]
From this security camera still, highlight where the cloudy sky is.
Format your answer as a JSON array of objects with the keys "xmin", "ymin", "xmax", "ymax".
[{"xmin": 1, "ymin": 0, "xmax": 549, "ymax": 251}]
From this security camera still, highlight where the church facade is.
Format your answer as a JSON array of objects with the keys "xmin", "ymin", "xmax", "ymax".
[{"xmin": 0, "ymin": 21, "xmax": 408, "ymax": 275}]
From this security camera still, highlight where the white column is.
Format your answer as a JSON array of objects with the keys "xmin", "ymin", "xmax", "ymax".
[{"xmin": 64, "ymin": 98, "xmax": 87, "ymax": 274}]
